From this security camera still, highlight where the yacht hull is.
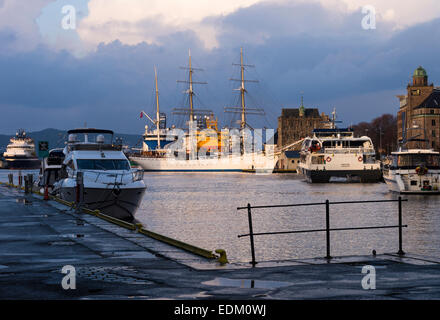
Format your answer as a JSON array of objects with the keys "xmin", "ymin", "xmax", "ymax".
[
  {"xmin": 2, "ymin": 157, "xmax": 41, "ymax": 170},
  {"xmin": 59, "ymin": 187, "xmax": 146, "ymax": 221},
  {"xmin": 383, "ymin": 174, "xmax": 440, "ymax": 194}
]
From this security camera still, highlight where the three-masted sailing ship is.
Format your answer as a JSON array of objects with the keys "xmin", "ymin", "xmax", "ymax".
[{"xmin": 129, "ymin": 48, "xmax": 277, "ymax": 172}]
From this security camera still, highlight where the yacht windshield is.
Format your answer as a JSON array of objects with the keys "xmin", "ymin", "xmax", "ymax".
[{"xmin": 76, "ymin": 159, "xmax": 130, "ymax": 171}]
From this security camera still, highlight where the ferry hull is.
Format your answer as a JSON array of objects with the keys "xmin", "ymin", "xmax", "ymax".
[
  {"xmin": 59, "ymin": 187, "xmax": 146, "ymax": 221},
  {"xmin": 300, "ymin": 168, "xmax": 383, "ymax": 183}
]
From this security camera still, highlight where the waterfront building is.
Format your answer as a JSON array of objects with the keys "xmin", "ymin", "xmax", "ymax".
[
  {"xmin": 277, "ymin": 150, "xmax": 300, "ymax": 171},
  {"xmin": 277, "ymin": 97, "xmax": 330, "ymax": 150},
  {"xmin": 397, "ymin": 66, "xmax": 440, "ymax": 150}
]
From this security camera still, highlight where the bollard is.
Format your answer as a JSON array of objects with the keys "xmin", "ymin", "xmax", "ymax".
[
  {"xmin": 8, "ymin": 173, "xmax": 13, "ymax": 186},
  {"xmin": 24, "ymin": 176, "xmax": 29, "ymax": 194},
  {"xmin": 18, "ymin": 171, "xmax": 22, "ymax": 188},
  {"xmin": 215, "ymin": 249, "xmax": 229, "ymax": 265},
  {"xmin": 75, "ymin": 172, "xmax": 84, "ymax": 212},
  {"xmin": 27, "ymin": 174, "xmax": 34, "ymax": 193}
]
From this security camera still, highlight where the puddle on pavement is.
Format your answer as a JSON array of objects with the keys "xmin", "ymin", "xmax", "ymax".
[
  {"xmin": 179, "ymin": 291, "xmax": 213, "ymax": 299},
  {"xmin": 202, "ymin": 277, "xmax": 292, "ymax": 289},
  {"xmin": 16, "ymin": 198, "xmax": 32, "ymax": 205},
  {"xmin": 62, "ymin": 233, "xmax": 86, "ymax": 239},
  {"xmin": 49, "ymin": 240, "xmax": 76, "ymax": 246}
]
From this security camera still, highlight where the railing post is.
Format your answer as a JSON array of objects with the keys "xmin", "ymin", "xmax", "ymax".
[
  {"xmin": 325, "ymin": 199, "xmax": 332, "ymax": 260},
  {"xmin": 247, "ymin": 203, "xmax": 257, "ymax": 267},
  {"xmin": 398, "ymin": 196, "xmax": 405, "ymax": 255}
]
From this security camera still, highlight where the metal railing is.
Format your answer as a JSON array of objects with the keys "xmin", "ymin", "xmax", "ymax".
[
  {"xmin": 70, "ymin": 169, "xmax": 144, "ymax": 184},
  {"xmin": 238, "ymin": 197, "xmax": 408, "ymax": 266}
]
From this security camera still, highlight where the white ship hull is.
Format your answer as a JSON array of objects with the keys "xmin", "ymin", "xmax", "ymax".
[{"xmin": 131, "ymin": 153, "xmax": 277, "ymax": 172}]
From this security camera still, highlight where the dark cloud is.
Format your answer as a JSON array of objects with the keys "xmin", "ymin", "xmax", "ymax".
[{"xmin": 0, "ymin": 1, "xmax": 439, "ymax": 134}]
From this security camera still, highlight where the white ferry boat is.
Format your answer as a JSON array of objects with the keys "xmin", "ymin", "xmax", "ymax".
[
  {"xmin": 383, "ymin": 149, "xmax": 440, "ymax": 194},
  {"xmin": 130, "ymin": 49, "xmax": 276, "ymax": 173},
  {"xmin": 1, "ymin": 129, "xmax": 40, "ymax": 169},
  {"xmin": 298, "ymin": 126, "xmax": 382, "ymax": 183},
  {"xmin": 52, "ymin": 128, "xmax": 147, "ymax": 221}
]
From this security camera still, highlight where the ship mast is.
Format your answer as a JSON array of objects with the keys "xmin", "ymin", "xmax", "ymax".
[
  {"xmin": 188, "ymin": 50, "xmax": 194, "ymax": 122},
  {"xmin": 154, "ymin": 66, "xmax": 161, "ymax": 149},
  {"xmin": 225, "ymin": 47, "xmax": 265, "ymax": 129},
  {"xmin": 239, "ymin": 48, "xmax": 246, "ymax": 129},
  {"xmin": 174, "ymin": 49, "xmax": 209, "ymax": 126}
]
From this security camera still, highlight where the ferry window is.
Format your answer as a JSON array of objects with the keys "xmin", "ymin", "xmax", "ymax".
[
  {"xmin": 76, "ymin": 159, "xmax": 130, "ymax": 171},
  {"xmin": 311, "ymin": 156, "xmax": 324, "ymax": 164}
]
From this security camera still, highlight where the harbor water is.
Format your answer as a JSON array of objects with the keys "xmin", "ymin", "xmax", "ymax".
[{"xmin": 2, "ymin": 170, "xmax": 440, "ymax": 263}]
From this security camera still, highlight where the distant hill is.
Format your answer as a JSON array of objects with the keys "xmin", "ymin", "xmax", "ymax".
[{"xmin": 0, "ymin": 128, "xmax": 143, "ymax": 153}]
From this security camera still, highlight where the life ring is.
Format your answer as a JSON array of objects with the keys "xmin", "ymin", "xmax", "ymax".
[
  {"xmin": 326, "ymin": 156, "xmax": 332, "ymax": 162},
  {"xmin": 358, "ymin": 156, "xmax": 363, "ymax": 162}
]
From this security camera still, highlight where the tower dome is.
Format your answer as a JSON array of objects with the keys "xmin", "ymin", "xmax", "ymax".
[
  {"xmin": 412, "ymin": 66, "xmax": 428, "ymax": 86},
  {"xmin": 413, "ymin": 66, "xmax": 427, "ymax": 77}
]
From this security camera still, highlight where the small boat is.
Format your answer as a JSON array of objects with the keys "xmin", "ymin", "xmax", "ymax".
[
  {"xmin": 1, "ymin": 129, "xmax": 40, "ymax": 170},
  {"xmin": 36, "ymin": 148, "xmax": 65, "ymax": 192},
  {"xmin": 51, "ymin": 128, "xmax": 147, "ymax": 221},
  {"xmin": 383, "ymin": 148, "xmax": 440, "ymax": 194}
]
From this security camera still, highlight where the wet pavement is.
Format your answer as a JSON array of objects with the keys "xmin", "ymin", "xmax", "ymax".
[{"xmin": 1, "ymin": 184, "xmax": 440, "ymax": 300}]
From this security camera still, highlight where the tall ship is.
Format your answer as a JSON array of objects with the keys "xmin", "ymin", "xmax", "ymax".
[
  {"xmin": 383, "ymin": 129, "xmax": 440, "ymax": 194},
  {"xmin": 130, "ymin": 49, "xmax": 277, "ymax": 172},
  {"xmin": 297, "ymin": 111, "xmax": 382, "ymax": 183},
  {"xmin": 1, "ymin": 129, "xmax": 40, "ymax": 169}
]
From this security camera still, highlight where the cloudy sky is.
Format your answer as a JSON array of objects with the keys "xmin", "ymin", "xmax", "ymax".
[{"xmin": 0, "ymin": 0, "xmax": 439, "ymax": 134}]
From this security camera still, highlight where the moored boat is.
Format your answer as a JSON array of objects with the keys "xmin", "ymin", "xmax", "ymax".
[
  {"xmin": 1, "ymin": 129, "xmax": 40, "ymax": 170},
  {"xmin": 383, "ymin": 148, "xmax": 440, "ymax": 194},
  {"xmin": 298, "ymin": 112, "xmax": 382, "ymax": 183},
  {"xmin": 51, "ymin": 128, "xmax": 147, "ymax": 221}
]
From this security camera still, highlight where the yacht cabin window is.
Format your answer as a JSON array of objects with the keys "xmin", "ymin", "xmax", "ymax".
[{"xmin": 76, "ymin": 159, "xmax": 131, "ymax": 171}]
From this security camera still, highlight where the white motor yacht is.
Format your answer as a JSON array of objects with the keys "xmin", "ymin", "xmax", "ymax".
[
  {"xmin": 383, "ymin": 148, "xmax": 440, "ymax": 194},
  {"xmin": 52, "ymin": 128, "xmax": 146, "ymax": 221}
]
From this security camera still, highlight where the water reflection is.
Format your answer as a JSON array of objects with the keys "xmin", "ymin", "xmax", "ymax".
[
  {"xmin": 137, "ymin": 172, "xmax": 440, "ymax": 263},
  {"xmin": 1, "ymin": 170, "xmax": 439, "ymax": 263}
]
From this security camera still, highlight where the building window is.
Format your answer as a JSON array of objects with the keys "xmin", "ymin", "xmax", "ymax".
[
  {"xmin": 432, "ymin": 141, "xmax": 436, "ymax": 148},
  {"xmin": 431, "ymin": 109, "xmax": 435, "ymax": 114},
  {"xmin": 433, "ymin": 130, "xmax": 436, "ymax": 137},
  {"xmin": 433, "ymin": 119, "xmax": 436, "ymax": 126}
]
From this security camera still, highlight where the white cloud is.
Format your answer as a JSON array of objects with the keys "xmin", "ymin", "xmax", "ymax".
[
  {"xmin": 0, "ymin": 0, "xmax": 52, "ymax": 51},
  {"xmin": 75, "ymin": 0, "xmax": 440, "ymax": 52},
  {"xmin": 77, "ymin": 0, "xmax": 263, "ymax": 49}
]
